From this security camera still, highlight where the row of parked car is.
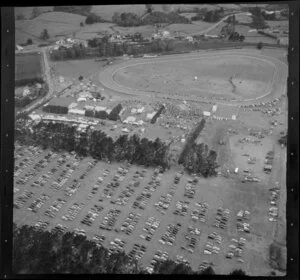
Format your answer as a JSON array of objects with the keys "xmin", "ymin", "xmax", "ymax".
[
  {"xmin": 132, "ymin": 170, "xmax": 162, "ymax": 210},
  {"xmin": 14, "ymin": 145, "xmax": 43, "ymax": 178},
  {"xmin": 128, "ymin": 243, "xmax": 147, "ymax": 262},
  {"xmin": 44, "ymin": 198, "xmax": 67, "ymax": 218},
  {"xmin": 16, "ymin": 151, "xmax": 55, "ymax": 185},
  {"xmin": 87, "ymin": 177, "xmax": 104, "ymax": 200},
  {"xmin": 140, "ymin": 216, "xmax": 160, "ymax": 242},
  {"xmin": 173, "ymin": 200, "xmax": 190, "ymax": 216},
  {"xmin": 108, "ymin": 238, "xmax": 126, "ymax": 256},
  {"xmin": 100, "ymin": 167, "xmax": 128, "ymax": 200},
  {"xmin": 61, "ymin": 202, "xmax": 85, "ymax": 221},
  {"xmin": 52, "ymin": 223, "xmax": 69, "ymax": 236},
  {"xmin": 99, "ymin": 209, "xmax": 121, "ymax": 231},
  {"xmin": 34, "ymin": 220, "xmax": 50, "ymax": 231},
  {"xmin": 118, "ymin": 212, "xmax": 141, "ymax": 235},
  {"xmin": 213, "ymin": 207, "xmax": 230, "ymax": 230},
  {"xmin": 203, "ymin": 231, "xmax": 222, "ymax": 255},
  {"xmin": 92, "ymin": 234, "xmax": 106, "ymax": 248},
  {"xmin": 268, "ymin": 187, "xmax": 280, "ymax": 222},
  {"xmin": 111, "ymin": 170, "xmax": 145, "ymax": 206},
  {"xmin": 14, "ymin": 190, "xmax": 34, "ymax": 209},
  {"xmin": 236, "ymin": 209, "xmax": 251, "ymax": 233},
  {"xmin": 81, "ymin": 204, "xmax": 104, "ymax": 227},
  {"xmin": 183, "ymin": 177, "xmax": 198, "ymax": 199},
  {"xmin": 159, "ymin": 222, "xmax": 182, "ymax": 246},
  {"xmin": 226, "ymin": 237, "xmax": 246, "ymax": 263},
  {"xmin": 191, "ymin": 202, "xmax": 209, "ymax": 223},
  {"xmin": 27, "ymin": 193, "xmax": 50, "ymax": 213},
  {"xmin": 145, "ymin": 250, "xmax": 169, "ymax": 274}
]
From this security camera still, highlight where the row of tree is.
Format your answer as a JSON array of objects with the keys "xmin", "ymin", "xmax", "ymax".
[
  {"xmin": 178, "ymin": 119, "xmax": 206, "ymax": 164},
  {"xmin": 53, "ymin": 6, "xmax": 92, "ymax": 16},
  {"xmin": 111, "ymin": 11, "xmax": 190, "ymax": 27},
  {"xmin": 49, "ymin": 38, "xmax": 176, "ymax": 61},
  {"xmin": 178, "ymin": 119, "xmax": 218, "ymax": 177},
  {"xmin": 183, "ymin": 143, "xmax": 218, "ymax": 177},
  {"xmin": 191, "ymin": 8, "xmax": 225, "ymax": 23},
  {"xmin": 13, "ymin": 223, "xmax": 247, "ymax": 275},
  {"xmin": 150, "ymin": 104, "xmax": 166, "ymax": 124},
  {"xmin": 15, "ymin": 121, "xmax": 170, "ymax": 169}
]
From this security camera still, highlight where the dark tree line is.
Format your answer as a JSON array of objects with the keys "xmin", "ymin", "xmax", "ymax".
[
  {"xmin": 150, "ymin": 104, "xmax": 165, "ymax": 124},
  {"xmin": 183, "ymin": 143, "xmax": 218, "ymax": 177},
  {"xmin": 85, "ymin": 13, "xmax": 106, "ymax": 24},
  {"xmin": 53, "ymin": 6, "xmax": 92, "ymax": 16},
  {"xmin": 112, "ymin": 11, "xmax": 190, "ymax": 27},
  {"xmin": 15, "ymin": 121, "xmax": 170, "ymax": 169},
  {"xmin": 178, "ymin": 119, "xmax": 218, "ymax": 177},
  {"xmin": 178, "ymin": 119, "xmax": 206, "ymax": 164},
  {"xmin": 50, "ymin": 38, "xmax": 176, "ymax": 61}
]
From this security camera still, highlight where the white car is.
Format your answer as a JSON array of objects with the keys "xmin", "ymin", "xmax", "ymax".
[{"xmin": 204, "ymin": 250, "xmax": 212, "ymax": 255}]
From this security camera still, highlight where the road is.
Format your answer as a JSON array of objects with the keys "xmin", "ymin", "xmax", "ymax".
[
  {"xmin": 16, "ymin": 47, "xmax": 72, "ymax": 116},
  {"xmin": 199, "ymin": 12, "xmax": 251, "ymax": 35}
]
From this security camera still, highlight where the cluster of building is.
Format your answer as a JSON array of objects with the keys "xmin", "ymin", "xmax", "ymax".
[{"xmin": 51, "ymin": 37, "xmax": 88, "ymax": 50}]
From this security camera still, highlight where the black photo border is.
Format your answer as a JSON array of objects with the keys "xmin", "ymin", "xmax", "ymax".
[{"xmin": 1, "ymin": 1, "xmax": 299, "ymax": 279}]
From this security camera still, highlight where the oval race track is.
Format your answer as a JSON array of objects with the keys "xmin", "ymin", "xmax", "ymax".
[{"xmin": 99, "ymin": 49, "xmax": 288, "ymax": 107}]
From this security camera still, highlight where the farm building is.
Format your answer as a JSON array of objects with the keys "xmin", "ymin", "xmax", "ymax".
[
  {"xmin": 43, "ymin": 97, "xmax": 73, "ymax": 114},
  {"xmin": 69, "ymin": 108, "xmax": 85, "ymax": 116},
  {"xmin": 203, "ymin": 111, "xmax": 211, "ymax": 117},
  {"xmin": 212, "ymin": 105, "xmax": 217, "ymax": 112}
]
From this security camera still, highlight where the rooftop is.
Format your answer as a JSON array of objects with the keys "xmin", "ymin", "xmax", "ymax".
[{"xmin": 48, "ymin": 97, "xmax": 74, "ymax": 107}]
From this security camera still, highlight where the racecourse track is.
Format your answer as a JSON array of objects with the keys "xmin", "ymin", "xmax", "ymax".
[{"xmin": 99, "ymin": 49, "xmax": 288, "ymax": 107}]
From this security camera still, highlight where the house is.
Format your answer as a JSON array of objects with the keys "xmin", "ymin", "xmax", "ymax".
[
  {"xmin": 203, "ymin": 111, "xmax": 211, "ymax": 117},
  {"xmin": 16, "ymin": 44, "xmax": 24, "ymax": 51},
  {"xmin": 186, "ymin": 36, "xmax": 193, "ymax": 42}
]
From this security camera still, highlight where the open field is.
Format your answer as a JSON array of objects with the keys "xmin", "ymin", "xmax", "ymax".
[
  {"xmin": 15, "ymin": 12, "xmax": 85, "ymax": 44},
  {"xmin": 113, "ymin": 55, "xmax": 274, "ymax": 100},
  {"xmin": 13, "ymin": 137, "xmax": 285, "ymax": 275},
  {"xmin": 15, "ymin": 52, "xmax": 43, "ymax": 84},
  {"xmin": 99, "ymin": 49, "xmax": 287, "ymax": 105}
]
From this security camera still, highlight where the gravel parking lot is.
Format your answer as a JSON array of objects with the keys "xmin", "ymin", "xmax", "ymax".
[{"xmin": 14, "ymin": 143, "xmax": 278, "ymax": 275}]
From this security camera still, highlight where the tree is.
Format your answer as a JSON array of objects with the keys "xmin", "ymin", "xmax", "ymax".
[
  {"xmin": 250, "ymin": 12, "xmax": 268, "ymax": 30},
  {"xmin": 32, "ymin": 7, "xmax": 41, "ymax": 19},
  {"xmin": 257, "ymin": 41, "xmax": 263, "ymax": 50},
  {"xmin": 16, "ymin": 13, "xmax": 25, "ymax": 20},
  {"xmin": 145, "ymin": 4, "xmax": 153, "ymax": 14},
  {"xmin": 200, "ymin": 266, "xmax": 215, "ymax": 275},
  {"xmin": 40, "ymin": 29, "xmax": 50, "ymax": 40},
  {"xmin": 230, "ymin": 269, "xmax": 246, "ymax": 275},
  {"xmin": 80, "ymin": 22, "xmax": 84, "ymax": 27},
  {"xmin": 79, "ymin": 75, "xmax": 84, "ymax": 81},
  {"xmin": 27, "ymin": 38, "xmax": 33, "ymax": 45}
]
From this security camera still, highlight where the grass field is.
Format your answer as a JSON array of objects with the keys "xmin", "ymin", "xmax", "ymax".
[
  {"xmin": 15, "ymin": 12, "xmax": 85, "ymax": 44},
  {"xmin": 113, "ymin": 55, "xmax": 274, "ymax": 100},
  {"xmin": 15, "ymin": 52, "xmax": 43, "ymax": 84}
]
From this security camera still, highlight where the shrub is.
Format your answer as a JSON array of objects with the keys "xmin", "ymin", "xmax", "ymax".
[
  {"xmin": 257, "ymin": 41, "xmax": 263, "ymax": 49},
  {"xmin": 85, "ymin": 13, "xmax": 104, "ymax": 24},
  {"xmin": 40, "ymin": 29, "xmax": 49, "ymax": 40}
]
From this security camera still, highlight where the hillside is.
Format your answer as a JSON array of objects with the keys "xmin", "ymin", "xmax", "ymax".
[{"xmin": 15, "ymin": 12, "xmax": 85, "ymax": 44}]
